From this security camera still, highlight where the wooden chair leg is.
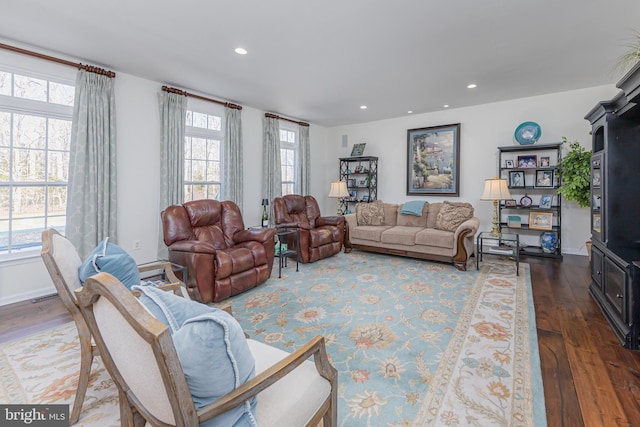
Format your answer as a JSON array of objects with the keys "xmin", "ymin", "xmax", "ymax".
[{"xmin": 70, "ymin": 333, "xmax": 93, "ymax": 424}]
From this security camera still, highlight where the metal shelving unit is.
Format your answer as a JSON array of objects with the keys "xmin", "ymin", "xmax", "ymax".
[{"xmin": 338, "ymin": 156, "xmax": 378, "ymax": 215}]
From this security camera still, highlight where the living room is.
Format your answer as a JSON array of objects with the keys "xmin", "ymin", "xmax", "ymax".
[{"xmin": 2, "ymin": 2, "xmax": 640, "ymax": 426}]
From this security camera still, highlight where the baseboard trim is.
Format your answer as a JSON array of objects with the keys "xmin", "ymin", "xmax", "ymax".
[{"xmin": 0, "ymin": 286, "xmax": 56, "ymax": 307}]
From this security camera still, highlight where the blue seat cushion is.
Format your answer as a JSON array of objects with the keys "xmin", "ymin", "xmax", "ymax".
[
  {"xmin": 78, "ymin": 238, "xmax": 140, "ymax": 289},
  {"xmin": 133, "ymin": 285, "xmax": 257, "ymax": 426}
]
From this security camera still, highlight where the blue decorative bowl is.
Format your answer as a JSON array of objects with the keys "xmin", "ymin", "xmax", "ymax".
[
  {"xmin": 540, "ymin": 231, "xmax": 558, "ymax": 253},
  {"xmin": 514, "ymin": 122, "xmax": 541, "ymax": 145}
]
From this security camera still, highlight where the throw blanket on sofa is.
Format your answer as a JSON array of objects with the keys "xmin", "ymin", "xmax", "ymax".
[{"xmin": 401, "ymin": 200, "xmax": 427, "ymax": 216}]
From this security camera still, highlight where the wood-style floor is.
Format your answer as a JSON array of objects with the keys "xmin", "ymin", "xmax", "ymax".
[{"xmin": 1, "ymin": 254, "xmax": 639, "ymax": 426}]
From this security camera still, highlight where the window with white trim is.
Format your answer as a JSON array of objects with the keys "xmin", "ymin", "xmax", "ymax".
[
  {"xmin": 183, "ymin": 106, "xmax": 224, "ymax": 202},
  {"xmin": 280, "ymin": 127, "xmax": 298, "ymax": 195},
  {"xmin": 0, "ymin": 67, "xmax": 74, "ymax": 255}
]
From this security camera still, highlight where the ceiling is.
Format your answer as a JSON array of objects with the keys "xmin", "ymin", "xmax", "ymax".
[{"xmin": 2, "ymin": 1, "xmax": 639, "ymax": 127}]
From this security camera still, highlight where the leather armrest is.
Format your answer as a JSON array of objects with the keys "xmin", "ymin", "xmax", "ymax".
[
  {"xmin": 168, "ymin": 240, "xmax": 217, "ymax": 254},
  {"xmin": 277, "ymin": 221, "xmax": 310, "ymax": 230},
  {"xmin": 316, "ymin": 216, "xmax": 345, "ymax": 227},
  {"xmin": 234, "ymin": 228, "xmax": 277, "ymax": 244}
]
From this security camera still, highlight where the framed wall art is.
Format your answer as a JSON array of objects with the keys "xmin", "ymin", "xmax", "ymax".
[
  {"xmin": 407, "ymin": 123, "xmax": 460, "ymax": 196},
  {"xmin": 529, "ymin": 212, "xmax": 553, "ymax": 230},
  {"xmin": 350, "ymin": 143, "xmax": 366, "ymax": 156}
]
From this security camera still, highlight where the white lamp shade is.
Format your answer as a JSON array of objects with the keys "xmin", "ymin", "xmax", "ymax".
[
  {"xmin": 328, "ymin": 181, "xmax": 350, "ymax": 198},
  {"xmin": 481, "ymin": 178, "xmax": 511, "ymax": 200}
]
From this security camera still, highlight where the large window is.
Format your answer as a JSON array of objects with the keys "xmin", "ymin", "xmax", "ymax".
[
  {"xmin": 0, "ymin": 68, "xmax": 74, "ymax": 255},
  {"xmin": 280, "ymin": 127, "xmax": 298, "ymax": 195},
  {"xmin": 183, "ymin": 107, "xmax": 223, "ymax": 202}
]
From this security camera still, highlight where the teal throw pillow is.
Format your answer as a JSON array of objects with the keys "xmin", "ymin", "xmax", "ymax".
[
  {"xmin": 133, "ymin": 286, "xmax": 257, "ymax": 426},
  {"xmin": 78, "ymin": 238, "xmax": 140, "ymax": 289}
]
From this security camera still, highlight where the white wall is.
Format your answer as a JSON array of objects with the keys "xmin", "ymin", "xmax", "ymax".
[{"xmin": 328, "ymin": 85, "xmax": 619, "ymax": 254}]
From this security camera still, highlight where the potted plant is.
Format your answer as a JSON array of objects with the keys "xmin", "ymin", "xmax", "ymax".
[{"xmin": 557, "ymin": 136, "xmax": 592, "ymax": 257}]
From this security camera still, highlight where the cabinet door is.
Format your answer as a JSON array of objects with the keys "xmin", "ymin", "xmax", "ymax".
[
  {"xmin": 604, "ymin": 257, "xmax": 627, "ymax": 323},
  {"xmin": 591, "ymin": 245, "xmax": 604, "ymax": 291}
]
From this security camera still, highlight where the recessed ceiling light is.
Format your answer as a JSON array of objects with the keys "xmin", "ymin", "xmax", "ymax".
[
  {"xmin": 360, "ymin": 105, "xmax": 367, "ymax": 110},
  {"xmin": 407, "ymin": 110, "xmax": 413, "ymax": 114},
  {"xmin": 467, "ymin": 83, "xmax": 477, "ymax": 89},
  {"xmin": 443, "ymin": 104, "xmax": 450, "ymax": 108},
  {"xmin": 234, "ymin": 47, "xmax": 247, "ymax": 55}
]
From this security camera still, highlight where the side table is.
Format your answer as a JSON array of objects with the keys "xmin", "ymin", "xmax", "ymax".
[
  {"xmin": 275, "ymin": 227, "xmax": 299, "ymax": 278},
  {"xmin": 136, "ymin": 260, "xmax": 190, "ymax": 297},
  {"xmin": 476, "ymin": 232, "xmax": 520, "ymax": 275}
]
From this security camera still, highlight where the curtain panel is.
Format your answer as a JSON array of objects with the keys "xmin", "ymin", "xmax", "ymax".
[
  {"xmin": 262, "ymin": 116, "xmax": 282, "ymax": 218},
  {"xmin": 157, "ymin": 91, "xmax": 187, "ymax": 257},
  {"xmin": 298, "ymin": 125, "xmax": 310, "ymax": 195},
  {"xmin": 65, "ymin": 70, "xmax": 117, "ymax": 258},
  {"xmin": 223, "ymin": 107, "xmax": 243, "ymax": 209}
]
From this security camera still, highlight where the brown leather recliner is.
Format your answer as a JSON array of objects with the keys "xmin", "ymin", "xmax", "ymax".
[
  {"xmin": 273, "ymin": 194, "xmax": 345, "ymax": 263},
  {"xmin": 161, "ymin": 199, "xmax": 276, "ymax": 303}
]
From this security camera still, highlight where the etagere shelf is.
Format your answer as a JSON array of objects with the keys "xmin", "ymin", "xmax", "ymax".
[{"xmin": 338, "ymin": 156, "xmax": 378, "ymax": 215}]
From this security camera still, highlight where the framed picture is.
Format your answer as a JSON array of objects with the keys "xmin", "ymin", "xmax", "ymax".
[
  {"xmin": 539, "ymin": 195, "xmax": 553, "ymax": 209},
  {"xmin": 407, "ymin": 123, "xmax": 461, "ymax": 196},
  {"xmin": 593, "ymin": 194, "xmax": 601, "ymax": 210},
  {"xmin": 517, "ymin": 155, "xmax": 537, "ymax": 168},
  {"xmin": 505, "ymin": 199, "xmax": 517, "ymax": 207},
  {"xmin": 349, "ymin": 190, "xmax": 357, "ymax": 201},
  {"xmin": 362, "ymin": 195, "xmax": 370, "ymax": 202},
  {"xmin": 347, "ymin": 178, "xmax": 356, "ymax": 188},
  {"xmin": 357, "ymin": 179, "xmax": 367, "ymax": 187},
  {"xmin": 505, "ymin": 159, "xmax": 515, "ymax": 168},
  {"xmin": 508, "ymin": 170, "xmax": 525, "ymax": 188},
  {"xmin": 535, "ymin": 169, "xmax": 554, "ymax": 188},
  {"xmin": 529, "ymin": 212, "xmax": 553, "ymax": 230},
  {"xmin": 354, "ymin": 165, "xmax": 364, "ymax": 173},
  {"xmin": 592, "ymin": 169, "xmax": 601, "ymax": 188},
  {"xmin": 593, "ymin": 213, "xmax": 601, "ymax": 233},
  {"xmin": 351, "ymin": 143, "xmax": 366, "ymax": 156},
  {"xmin": 539, "ymin": 156, "xmax": 550, "ymax": 167}
]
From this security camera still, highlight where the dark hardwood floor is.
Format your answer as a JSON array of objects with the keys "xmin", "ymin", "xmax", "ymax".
[{"xmin": 1, "ymin": 254, "xmax": 639, "ymax": 425}]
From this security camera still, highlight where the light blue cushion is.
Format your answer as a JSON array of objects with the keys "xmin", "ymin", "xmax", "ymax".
[
  {"xmin": 78, "ymin": 238, "xmax": 140, "ymax": 289},
  {"xmin": 133, "ymin": 286, "xmax": 257, "ymax": 426},
  {"xmin": 401, "ymin": 200, "xmax": 427, "ymax": 216}
]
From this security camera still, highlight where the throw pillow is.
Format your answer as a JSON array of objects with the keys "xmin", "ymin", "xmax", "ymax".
[
  {"xmin": 356, "ymin": 200, "xmax": 384, "ymax": 226},
  {"xmin": 78, "ymin": 238, "xmax": 140, "ymax": 289},
  {"xmin": 134, "ymin": 285, "xmax": 257, "ymax": 426},
  {"xmin": 434, "ymin": 201, "xmax": 474, "ymax": 232}
]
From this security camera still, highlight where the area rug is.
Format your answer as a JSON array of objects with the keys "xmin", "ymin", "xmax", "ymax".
[{"xmin": 0, "ymin": 252, "xmax": 545, "ymax": 426}]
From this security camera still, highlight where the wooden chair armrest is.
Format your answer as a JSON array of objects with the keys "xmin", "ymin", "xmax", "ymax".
[
  {"xmin": 196, "ymin": 335, "xmax": 335, "ymax": 422},
  {"xmin": 137, "ymin": 261, "xmax": 182, "ymax": 284}
]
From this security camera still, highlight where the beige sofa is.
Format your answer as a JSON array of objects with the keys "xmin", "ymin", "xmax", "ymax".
[{"xmin": 344, "ymin": 201, "xmax": 479, "ymax": 271}]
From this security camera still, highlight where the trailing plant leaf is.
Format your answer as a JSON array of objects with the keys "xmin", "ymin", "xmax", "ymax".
[{"xmin": 557, "ymin": 137, "xmax": 591, "ymax": 208}]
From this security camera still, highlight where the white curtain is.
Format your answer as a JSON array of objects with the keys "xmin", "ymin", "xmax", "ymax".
[
  {"xmin": 157, "ymin": 91, "xmax": 187, "ymax": 258},
  {"xmin": 223, "ymin": 107, "xmax": 243, "ymax": 209},
  {"xmin": 262, "ymin": 116, "xmax": 282, "ymax": 209},
  {"xmin": 298, "ymin": 124, "xmax": 310, "ymax": 195},
  {"xmin": 65, "ymin": 70, "xmax": 117, "ymax": 258}
]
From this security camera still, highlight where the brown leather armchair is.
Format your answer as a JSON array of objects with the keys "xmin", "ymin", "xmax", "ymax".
[
  {"xmin": 162, "ymin": 200, "xmax": 276, "ymax": 303},
  {"xmin": 273, "ymin": 194, "xmax": 345, "ymax": 263}
]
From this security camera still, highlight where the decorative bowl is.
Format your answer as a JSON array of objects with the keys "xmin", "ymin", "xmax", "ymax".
[{"xmin": 514, "ymin": 121, "xmax": 541, "ymax": 145}]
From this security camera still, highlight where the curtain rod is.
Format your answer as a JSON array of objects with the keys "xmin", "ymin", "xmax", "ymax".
[
  {"xmin": 162, "ymin": 85, "xmax": 242, "ymax": 110},
  {"xmin": 265, "ymin": 112, "xmax": 309, "ymax": 127},
  {"xmin": 0, "ymin": 42, "xmax": 116, "ymax": 78}
]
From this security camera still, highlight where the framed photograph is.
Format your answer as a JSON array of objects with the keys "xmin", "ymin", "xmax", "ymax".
[
  {"xmin": 351, "ymin": 143, "xmax": 366, "ymax": 156},
  {"xmin": 509, "ymin": 170, "xmax": 525, "ymax": 188},
  {"xmin": 529, "ymin": 212, "xmax": 553, "ymax": 230},
  {"xmin": 362, "ymin": 195, "xmax": 370, "ymax": 202},
  {"xmin": 347, "ymin": 178, "xmax": 356, "ymax": 188},
  {"xmin": 592, "ymin": 169, "xmax": 601, "ymax": 188},
  {"xmin": 349, "ymin": 190, "xmax": 357, "ymax": 201},
  {"xmin": 593, "ymin": 213, "xmax": 601, "ymax": 233},
  {"xmin": 535, "ymin": 169, "xmax": 554, "ymax": 188},
  {"xmin": 593, "ymin": 194, "xmax": 601, "ymax": 210},
  {"xmin": 407, "ymin": 123, "xmax": 461, "ymax": 196},
  {"xmin": 505, "ymin": 199, "xmax": 517, "ymax": 207},
  {"xmin": 357, "ymin": 179, "xmax": 367, "ymax": 187},
  {"xmin": 539, "ymin": 195, "xmax": 553, "ymax": 209},
  {"xmin": 354, "ymin": 165, "xmax": 364, "ymax": 173},
  {"xmin": 505, "ymin": 159, "xmax": 515, "ymax": 168},
  {"xmin": 540, "ymin": 156, "xmax": 550, "ymax": 167},
  {"xmin": 517, "ymin": 155, "xmax": 537, "ymax": 168}
]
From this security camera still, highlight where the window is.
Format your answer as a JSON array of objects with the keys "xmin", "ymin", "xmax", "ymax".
[
  {"xmin": 0, "ymin": 68, "xmax": 74, "ymax": 255},
  {"xmin": 280, "ymin": 127, "xmax": 298, "ymax": 195},
  {"xmin": 183, "ymin": 106, "xmax": 224, "ymax": 202}
]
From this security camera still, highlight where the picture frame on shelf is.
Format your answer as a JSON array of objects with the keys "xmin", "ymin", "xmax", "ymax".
[
  {"xmin": 349, "ymin": 190, "xmax": 357, "ymax": 201},
  {"xmin": 539, "ymin": 156, "xmax": 550, "ymax": 167},
  {"xmin": 535, "ymin": 169, "xmax": 554, "ymax": 188},
  {"xmin": 508, "ymin": 170, "xmax": 525, "ymax": 188},
  {"xmin": 593, "ymin": 194, "xmax": 601, "ymax": 210},
  {"xmin": 593, "ymin": 213, "xmax": 601, "ymax": 233},
  {"xmin": 357, "ymin": 179, "xmax": 367, "ymax": 187},
  {"xmin": 347, "ymin": 178, "xmax": 356, "ymax": 188},
  {"xmin": 362, "ymin": 195, "xmax": 370, "ymax": 202},
  {"xmin": 505, "ymin": 199, "xmax": 517, "ymax": 207},
  {"xmin": 505, "ymin": 159, "xmax": 515, "ymax": 168},
  {"xmin": 529, "ymin": 212, "xmax": 553, "ymax": 230},
  {"xmin": 354, "ymin": 165, "xmax": 364, "ymax": 173},
  {"xmin": 517, "ymin": 155, "xmax": 537, "ymax": 168},
  {"xmin": 350, "ymin": 143, "xmax": 366, "ymax": 156},
  {"xmin": 407, "ymin": 123, "xmax": 461, "ymax": 196},
  {"xmin": 592, "ymin": 169, "xmax": 601, "ymax": 187},
  {"xmin": 539, "ymin": 195, "xmax": 553, "ymax": 209}
]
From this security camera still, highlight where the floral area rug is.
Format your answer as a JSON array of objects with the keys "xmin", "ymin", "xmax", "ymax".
[{"xmin": 0, "ymin": 252, "xmax": 545, "ymax": 426}]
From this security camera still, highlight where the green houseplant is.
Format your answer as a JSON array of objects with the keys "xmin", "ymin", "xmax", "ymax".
[{"xmin": 557, "ymin": 137, "xmax": 591, "ymax": 208}]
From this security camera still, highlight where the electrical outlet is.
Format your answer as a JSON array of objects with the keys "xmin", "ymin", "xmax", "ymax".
[{"xmin": 133, "ymin": 240, "xmax": 141, "ymax": 250}]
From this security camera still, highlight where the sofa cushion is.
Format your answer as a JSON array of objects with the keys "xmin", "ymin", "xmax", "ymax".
[
  {"xmin": 434, "ymin": 201, "xmax": 474, "ymax": 232},
  {"xmin": 381, "ymin": 226, "xmax": 420, "ymax": 246},
  {"xmin": 382, "ymin": 203, "xmax": 398, "ymax": 226},
  {"xmin": 356, "ymin": 201, "xmax": 384, "ymax": 226},
  {"xmin": 78, "ymin": 237, "xmax": 140, "ymax": 289},
  {"xmin": 426, "ymin": 202, "xmax": 443, "ymax": 229},
  {"xmin": 415, "ymin": 228, "xmax": 455, "ymax": 249},
  {"xmin": 351, "ymin": 225, "xmax": 393, "ymax": 242},
  {"xmin": 397, "ymin": 203, "xmax": 428, "ymax": 227},
  {"xmin": 134, "ymin": 285, "xmax": 257, "ymax": 426}
]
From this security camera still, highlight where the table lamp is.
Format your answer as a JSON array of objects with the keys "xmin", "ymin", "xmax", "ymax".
[
  {"xmin": 481, "ymin": 177, "xmax": 511, "ymax": 236},
  {"xmin": 328, "ymin": 181, "xmax": 350, "ymax": 215}
]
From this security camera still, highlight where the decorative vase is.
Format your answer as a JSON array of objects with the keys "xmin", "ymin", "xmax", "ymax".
[{"xmin": 540, "ymin": 232, "xmax": 558, "ymax": 253}]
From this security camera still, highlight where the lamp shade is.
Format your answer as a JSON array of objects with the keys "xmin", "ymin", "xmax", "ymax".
[
  {"xmin": 328, "ymin": 181, "xmax": 350, "ymax": 198},
  {"xmin": 261, "ymin": 198, "xmax": 269, "ymax": 206},
  {"xmin": 481, "ymin": 178, "xmax": 511, "ymax": 200}
]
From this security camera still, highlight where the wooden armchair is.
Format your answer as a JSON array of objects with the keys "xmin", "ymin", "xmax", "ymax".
[{"xmin": 75, "ymin": 272, "xmax": 338, "ymax": 427}]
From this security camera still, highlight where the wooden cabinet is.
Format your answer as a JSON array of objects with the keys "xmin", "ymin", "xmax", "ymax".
[
  {"xmin": 586, "ymin": 61, "xmax": 640, "ymax": 348},
  {"xmin": 338, "ymin": 156, "xmax": 378, "ymax": 215}
]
